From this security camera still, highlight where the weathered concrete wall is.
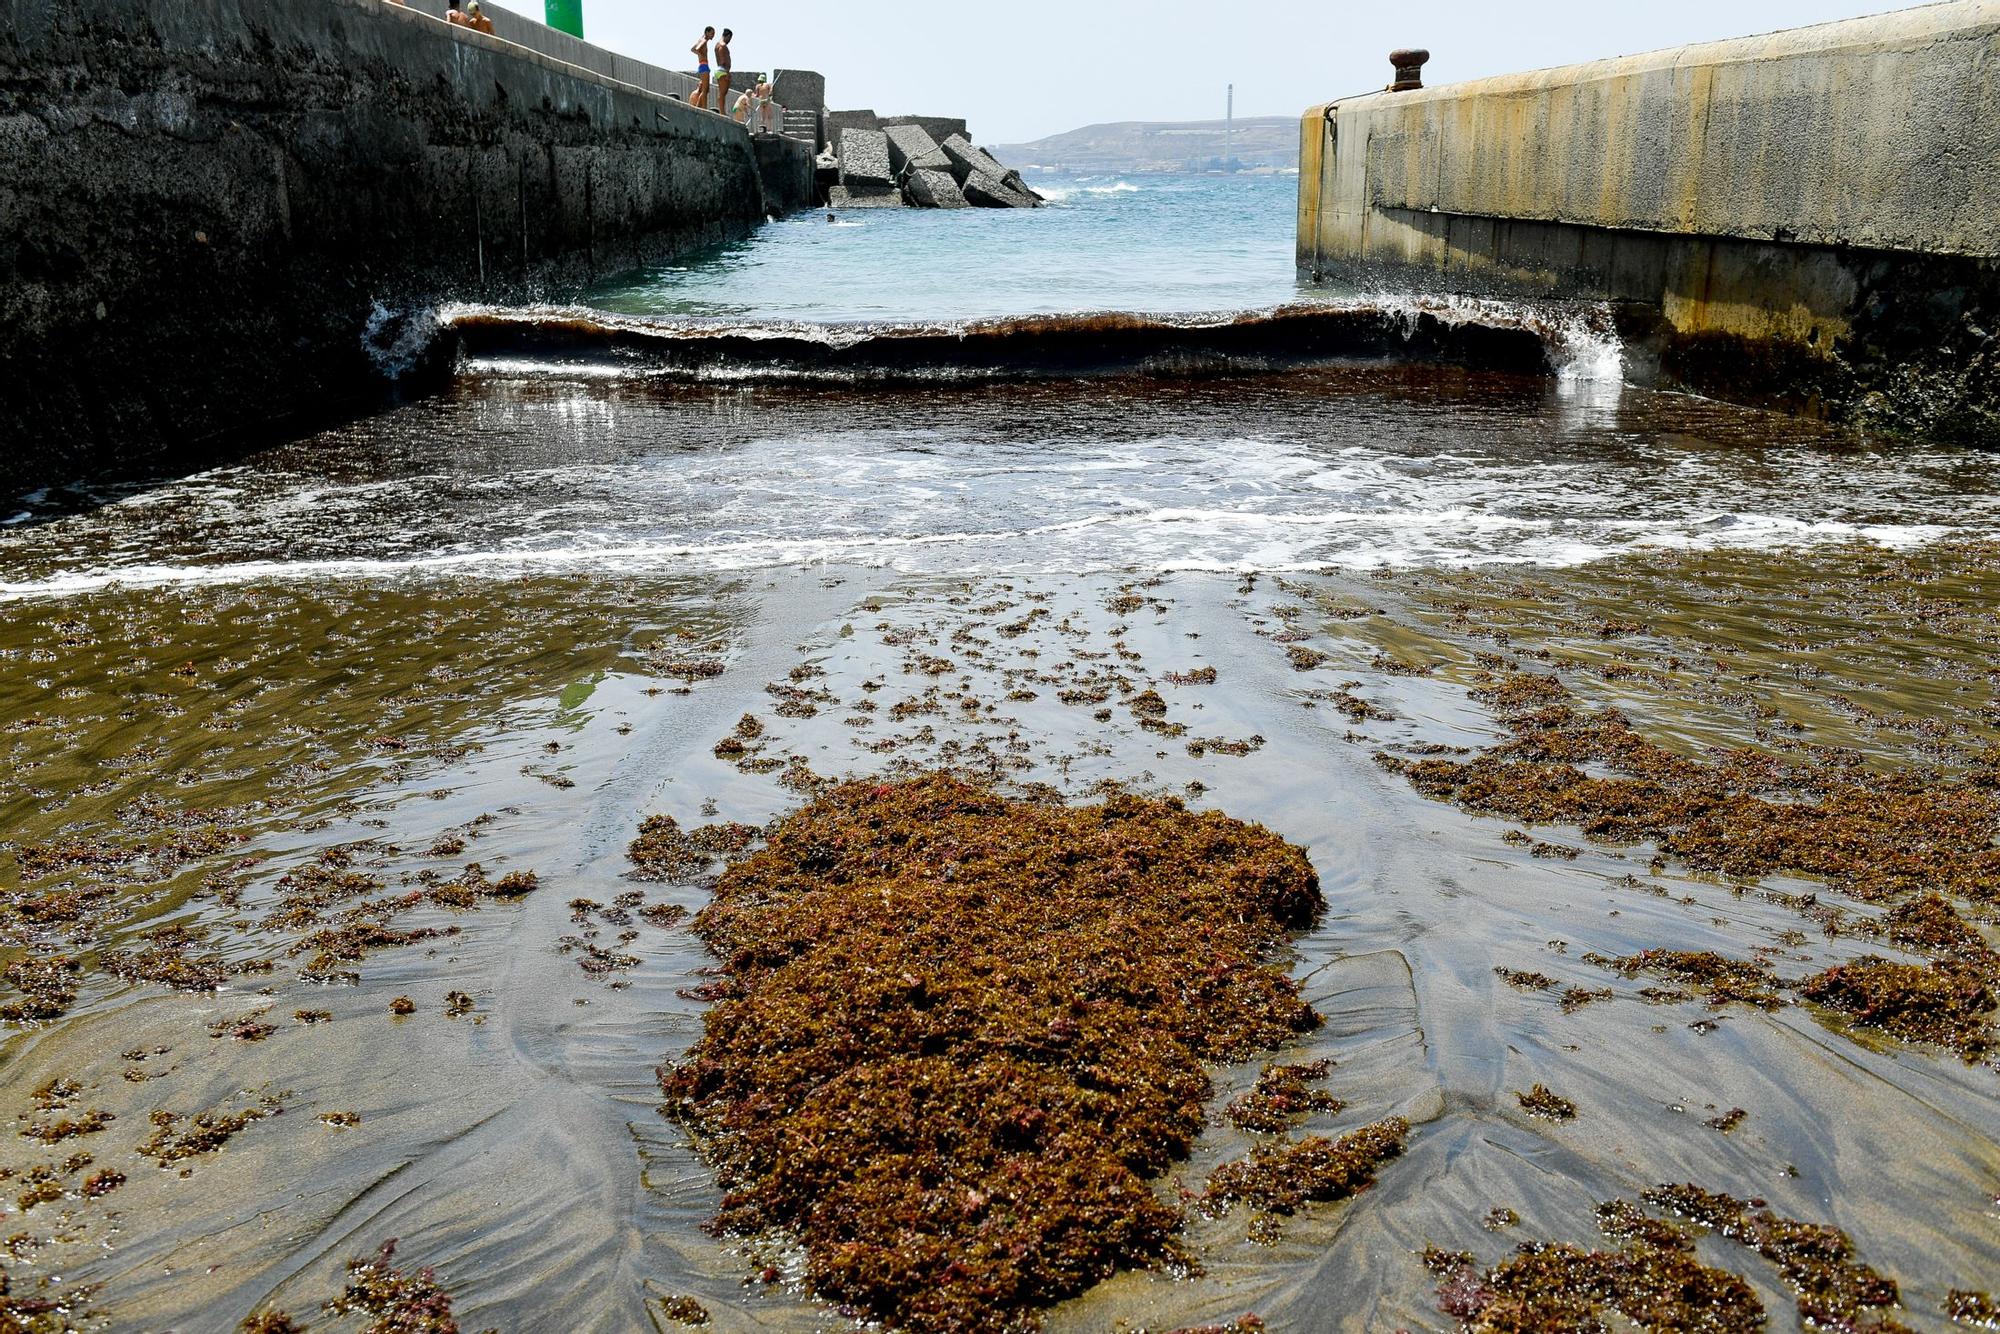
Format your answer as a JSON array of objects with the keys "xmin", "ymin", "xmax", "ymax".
[
  {"xmin": 1298, "ymin": 1, "xmax": 2000, "ymax": 442},
  {"xmin": 0, "ymin": 0, "xmax": 816, "ymax": 498}
]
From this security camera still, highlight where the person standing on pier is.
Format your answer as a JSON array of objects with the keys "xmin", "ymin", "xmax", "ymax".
[
  {"xmin": 714, "ymin": 29, "xmax": 734, "ymax": 118},
  {"xmin": 752, "ymin": 72, "xmax": 775, "ymax": 133},
  {"xmin": 690, "ymin": 26, "xmax": 715, "ymax": 108}
]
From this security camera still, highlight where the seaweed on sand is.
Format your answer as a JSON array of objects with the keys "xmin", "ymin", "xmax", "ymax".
[
  {"xmin": 1429, "ymin": 1182, "xmax": 1924, "ymax": 1333},
  {"xmin": 323, "ymin": 1239, "xmax": 470, "ymax": 1334},
  {"xmin": 1398, "ymin": 675, "xmax": 2000, "ymax": 902},
  {"xmin": 658, "ymin": 775, "xmax": 1329, "ymax": 1333},
  {"xmin": 1514, "ymin": 1085, "xmax": 1576, "ymax": 1122},
  {"xmin": 1947, "ymin": 1290, "xmax": 2000, "ymax": 1328},
  {"xmin": 2, "ymin": 1269, "xmax": 100, "ymax": 1332},
  {"xmin": 1223, "ymin": 1059, "xmax": 1342, "ymax": 1133},
  {"xmin": 1642, "ymin": 1183, "xmax": 1911, "ymax": 1331},
  {"xmin": 1425, "ymin": 1228, "xmax": 1765, "ymax": 1333},
  {"xmin": 628, "ymin": 816, "xmax": 760, "ymax": 883},
  {"xmin": 0, "ymin": 956, "xmax": 81, "ymax": 1023},
  {"xmin": 1796, "ymin": 957, "xmax": 1995, "ymax": 1058},
  {"xmin": 1397, "ymin": 672, "xmax": 2000, "ymax": 1056},
  {"xmin": 138, "ymin": 1095, "xmax": 284, "ymax": 1164},
  {"xmin": 1201, "ymin": 1118, "xmax": 1409, "ymax": 1222},
  {"xmin": 1592, "ymin": 950, "xmax": 1785, "ymax": 1010}
]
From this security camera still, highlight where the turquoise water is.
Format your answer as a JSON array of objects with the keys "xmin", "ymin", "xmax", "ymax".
[{"xmin": 585, "ymin": 172, "xmax": 1308, "ymax": 321}]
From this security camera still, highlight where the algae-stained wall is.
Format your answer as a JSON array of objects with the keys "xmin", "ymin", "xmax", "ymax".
[
  {"xmin": 0, "ymin": 0, "xmax": 813, "ymax": 498},
  {"xmin": 1297, "ymin": 0, "xmax": 2000, "ymax": 440}
]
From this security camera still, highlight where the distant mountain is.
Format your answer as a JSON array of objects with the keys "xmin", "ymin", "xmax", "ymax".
[{"xmin": 992, "ymin": 116, "xmax": 1299, "ymax": 175}]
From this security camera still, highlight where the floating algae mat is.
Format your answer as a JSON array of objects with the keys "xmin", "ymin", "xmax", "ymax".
[{"xmin": 655, "ymin": 774, "xmax": 1405, "ymax": 1331}]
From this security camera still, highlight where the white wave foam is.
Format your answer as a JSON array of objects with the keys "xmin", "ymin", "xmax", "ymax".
[
  {"xmin": 1353, "ymin": 291, "xmax": 1625, "ymax": 384},
  {"xmin": 1036, "ymin": 180, "xmax": 1141, "ymax": 204},
  {"xmin": 2, "ymin": 509, "xmax": 1977, "ymax": 602},
  {"xmin": 362, "ymin": 301, "xmax": 442, "ymax": 380}
]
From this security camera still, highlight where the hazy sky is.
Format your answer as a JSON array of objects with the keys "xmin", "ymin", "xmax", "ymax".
[{"xmin": 486, "ymin": 0, "xmax": 1903, "ymax": 144}]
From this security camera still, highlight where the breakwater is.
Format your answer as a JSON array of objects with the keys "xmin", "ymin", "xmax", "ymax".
[
  {"xmin": 0, "ymin": 0, "xmax": 816, "ymax": 499},
  {"xmin": 1297, "ymin": 1, "xmax": 2000, "ymax": 442}
]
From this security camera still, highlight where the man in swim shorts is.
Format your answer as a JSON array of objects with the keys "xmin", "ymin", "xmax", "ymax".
[
  {"xmin": 690, "ymin": 27, "xmax": 714, "ymax": 109},
  {"xmin": 713, "ymin": 29, "xmax": 734, "ymax": 119}
]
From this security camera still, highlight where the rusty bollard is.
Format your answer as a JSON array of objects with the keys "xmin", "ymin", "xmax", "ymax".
[{"xmin": 1389, "ymin": 48, "xmax": 1430, "ymax": 91}]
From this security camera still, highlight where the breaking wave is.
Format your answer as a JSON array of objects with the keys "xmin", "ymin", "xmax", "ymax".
[
  {"xmin": 1, "ymin": 512, "xmax": 1975, "ymax": 602},
  {"xmin": 1039, "ymin": 181, "xmax": 1144, "ymax": 203},
  {"xmin": 439, "ymin": 297, "xmax": 1622, "ymax": 385}
]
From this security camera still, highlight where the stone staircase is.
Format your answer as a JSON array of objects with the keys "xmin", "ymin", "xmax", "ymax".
[{"xmin": 780, "ymin": 106, "xmax": 819, "ymax": 147}]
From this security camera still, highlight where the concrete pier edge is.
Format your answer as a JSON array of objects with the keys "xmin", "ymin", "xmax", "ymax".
[
  {"xmin": 1297, "ymin": 0, "xmax": 2000, "ymax": 443},
  {"xmin": 0, "ymin": 0, "xmax": 818, "ymax": 499}
]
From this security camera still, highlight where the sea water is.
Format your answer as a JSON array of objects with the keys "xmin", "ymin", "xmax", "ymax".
[{"xmin": 587, "ymin": 172, "xmax": 1308, "ymax": 322}]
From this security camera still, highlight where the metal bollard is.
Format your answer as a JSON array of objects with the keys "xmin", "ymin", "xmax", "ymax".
[{"xmin": 1388, "ymin": 49, "xmax": 1430, "ymax": 91}]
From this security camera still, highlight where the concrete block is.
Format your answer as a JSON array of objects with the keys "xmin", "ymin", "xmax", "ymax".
[
  {"xmin": 908, "ymin": 146, "xmax": 953, "ymax": 173},
  {"xmin": 1001, "ymin": 169, "xmax": 1043, "ymax": 202},
  {"xmin": 962, "ymin": 172, "xmax": 1036, "ymax": 209},
  {"xmin": 838, "ymin": 128, "xmax": 894, "ymax": 187},
  {"xmin": 903, "ymin": 169, "xmax": 969, "ymax": 209},
  {"xmin": 828, "ymin": 184, "xmax": 904, "ymax": 209},
  {"xmin": 882, "ymin": 115, "xmax": 969, "ymax": 144},
  {"xmin": 884, "ymin": 123, "xmax": 940, "ymax": 178},
  {"xmin": 826, "ymin": 108, "xmax": 882, "ymax": 142},
  {"xmin": 939, "ymin": 134, "xmax": 1009, "ymax": 187},
  {"xmin": 770, "ymin": 69, "xmax": 825, "ymax": 114}
]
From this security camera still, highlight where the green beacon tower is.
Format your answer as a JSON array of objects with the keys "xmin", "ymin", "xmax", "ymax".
[{"xmin": 545, "ymin": 0, "xmax": 583, "ymax": 38}]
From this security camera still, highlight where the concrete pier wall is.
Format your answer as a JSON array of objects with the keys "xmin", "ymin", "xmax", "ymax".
[
  {"xmin": 0, "ymin": 0, "xmax": 816, "ymax": 498},
  {"xmin": 1298, "ymin": 0, "xmax": 2000, "ymax": 441}
]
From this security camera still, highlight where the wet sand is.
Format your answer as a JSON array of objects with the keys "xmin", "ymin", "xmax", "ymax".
[{"xmin": 4, "ymin": 533, "xmax": 1997, "ymax": 1329}]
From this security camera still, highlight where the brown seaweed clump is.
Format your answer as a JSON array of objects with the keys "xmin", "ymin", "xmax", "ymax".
[
  {"xmin": 1201, "ymin": 1118, "xmax": 1409, "ymax": 1226},
  {"xmin": 1397, "ymin": 673, "xmax": 2000, "ymax": 902},
  {"xmin": 659, "ymin": 775, "xmax": 1327, "ymax": 1333},
  {"xmin": 1, "ymin": 955, "xmax": 82, "ymax": 1023},
  {"xmin": 137, "ymin": 1097, "xmax": 283, "ymax": 1164},
  {"xmin": 1946, "ymin": 1290, "xmax": 1999, "ymax": 1328},
  {"xmin": 1593, "ymin": 950, "xmax": 1785, "ymax": 1010},
  {"xmin": 1223, "ymin": 1060, "xmax": 1343, "ymax": 1133},
  {"xmin": 628, "ymin": 816, "xmax": 760, "ymax": 882},
  {"xmin": 1394, "ymin": 671, "xmax": 2000, "ymax": 1058},
  {"xmin": 1797, "ymin": 957, "xmax": 1995, "ymax": 1059},
  {"xmin": 1876, "ymin": 894, "xmax": 1997, "ymax": 964},
  {"xmin": 1425, "ymin": 1227, "xmax": 1765, "ymax": 1333},
  {"xmin": 4, "ymin": 1270, "xmax": 101, "ymax": 1331},
  {"xmin": 1430, "ymin": 1183, "xmax": 1924, "ymax": 1332},
  {"xmin": 1514, "ymin": 1085, "xmax": 1577, "ymax": 1122},
  {"xmin": 652, "ymin": 1294, "xmax": 711, "ymax": 1327},
  {"xmin": 322, "ymin": 1239, "xmax": 466, "ymax": 1334},
  {"xmin": 1641, "ymin": 1183, "xmax": 1910, "ymax": 1331}
]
